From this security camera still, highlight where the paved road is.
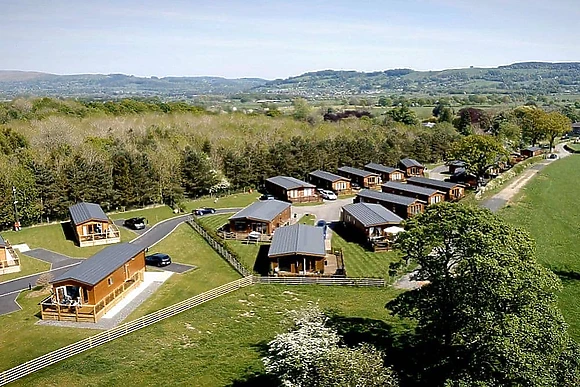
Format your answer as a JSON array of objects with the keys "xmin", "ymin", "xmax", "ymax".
[
  {"xmin": 0, "ymin": 214, "xmax": 194, "ymax": 314},
  {"xmin": 113, "ymin": 219, "xmax": 150, "ymax": 236},
  {"xmin": 427, "ymin": 164, "xmax": 449, "ymax": 181},
  {"xmin": 481, "ymin": 142, "xmax": 572, "ymax": 213},
  {"xmin": 291, "ymin": 198, "xmax": 354, "ymax": 223}
]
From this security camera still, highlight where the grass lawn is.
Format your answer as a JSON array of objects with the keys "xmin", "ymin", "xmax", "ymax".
[
  {"xmin": 2, "ymin": 224, "xmax": 135, "ymax": 259},
  {"xmin": 298, "ymin": 214, "xmax": 316, "ymax": 225},
  {"xmin": 12, "ymin": 284, "xmax": 405, "ymax": 387},
  {"xmin": 566, "ymin": 143, "xmax": 580, "ymax": 152},
  {"xmin": 0, "ymin": 222, "xmax": 241, "ymax": 372},
  {"xmin": 0, "ymin": 254, "xmax": 51, "ymax": 283},
  {"xmin": 198, "ymin": 213, "xmax": 232, "ymax": 231},
  {"xmin": 184, "ymin": 192, "xmax": 260, "ymax": 211},
  {"xmin": 332, "ymin": 229, "xmax": 401, "ymax": 280},
  {"xmin": 500, "ymin": 155, "xmax": 580, "ymax": 339}
]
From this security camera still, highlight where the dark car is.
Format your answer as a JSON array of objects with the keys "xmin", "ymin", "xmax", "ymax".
[
  {"xmin": 259, "ymin": 194, "xmax": 275, "ymax": 201},
  {"xmin": 145, "ymin": 253, "xmax": 172, "ymax": 267},
  {"xmin": 123, "ymin": 217, "xmax": 146, "ymax": 230},
  {"xmin": 193, "ymin": 207, "xmax": 216, "ymax": 216}
]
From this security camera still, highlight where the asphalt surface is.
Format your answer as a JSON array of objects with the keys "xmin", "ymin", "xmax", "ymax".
[
  {"xmin": 0, "ymin": 214, "xmax": 194, "ymax": 315},
  {"xmin": 148, "ymin": 262, "xmax": 197, "ymax": 274},
  {"xmin": 291, "ymin": 198, "xmax": 354, "ymax": 223},
  {"xmin": 113, "ymin": 219, "xmax": 150, "ymax": 236}
]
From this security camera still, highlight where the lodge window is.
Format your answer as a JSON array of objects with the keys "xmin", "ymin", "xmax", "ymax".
[
  {"xmin": 108, "ymin": 277, "xmax": 113, "ymax": 286},
  {"xmin": 431, "ymin": 196, "xmax": 442, "ymax": 204}
]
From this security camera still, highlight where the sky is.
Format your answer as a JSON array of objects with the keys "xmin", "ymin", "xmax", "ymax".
[{"xmin": 0, "ymin": 0, "xmax": 578, "ymax": 79}]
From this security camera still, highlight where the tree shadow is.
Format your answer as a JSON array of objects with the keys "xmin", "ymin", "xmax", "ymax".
[
  {"xmin": 252, "ymin": 244, "xmax": 271, "ymax": 275},
  {"xmin": 60, "ymin": 221, "xmax": 77, "ymax": 243},
  {"xmin": 330, "ymin": 222, "xmax": 369, "ymax": 247},
  {"xmin": 551, "ymin": 269, "xmax": 580, "ymax": 282},
  {"xmin": 226, "ymin": 341, "xmax": 281, "ymax": 387}
]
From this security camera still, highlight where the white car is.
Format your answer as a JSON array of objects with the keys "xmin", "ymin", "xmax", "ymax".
[{"xmin": 320, "ymin": 190, "xmax": 337, "ymax": 200}]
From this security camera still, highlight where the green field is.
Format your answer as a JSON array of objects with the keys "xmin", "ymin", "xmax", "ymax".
[
  {"xmin": 298, "ymin": 214, "xmax": 316, "ymax": 225},
  {"xmin": 108, "ymin": 205, "xmax": 177, "ymax": 224},
  {"xmin": 566, "ymin": 143, "xmax": 580, "ymax": 152},
  {"xmin": 0, "ymin": 254, "xmax": 51, "ymax": 283},
  {"xmin": 185, "ymin": 192, "xmax": 260, "ymax": 211},
  {"xmin": 501, "ymin": 155, "xmax": 580, "ymax": 339},
  {"xmin": 12, "ymin": 284, "xmax": 404, "ymax": 387}
]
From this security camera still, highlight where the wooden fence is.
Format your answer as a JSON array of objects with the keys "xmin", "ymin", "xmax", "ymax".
[
  {"xmin": 252, "ymin": 276, "xmax": 385, "ymax": 287},
  {"xmin": 187, "ymin": 219, "xmax": 252, "ymax": 277},
  {"xmin": 0, "ymin": 276, "xmax": 253, "ymax": 386}
]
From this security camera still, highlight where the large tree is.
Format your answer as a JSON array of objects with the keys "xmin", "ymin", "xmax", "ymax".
[
  {"xmin": 449, "ymin": 134, "xmax": 506, "ymax": 185},
  {"xmin": 389, "ymin": 203, "xmax": 580, "ymax": 386},
  {"xmin": 537, "ymin": 111, "xmax": 571, "ymax": 151}
]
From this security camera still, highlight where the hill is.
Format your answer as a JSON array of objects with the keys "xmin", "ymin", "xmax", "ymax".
[{"xmin": 1, "ymin": 62, "xmax": 579, "ymax": 99}]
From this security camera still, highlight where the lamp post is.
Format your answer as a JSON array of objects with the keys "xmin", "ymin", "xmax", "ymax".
[{"xmin": 12, "ymin": 186, "xmax": 21, "ymax": 231}]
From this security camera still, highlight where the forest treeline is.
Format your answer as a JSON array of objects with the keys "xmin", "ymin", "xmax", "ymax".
[{"xmin": 0, "ymin": 97, "xmax": 575, "ymax": 229}]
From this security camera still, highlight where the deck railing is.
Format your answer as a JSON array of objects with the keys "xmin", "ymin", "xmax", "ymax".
[
  {"xmin": 78, "ymin": 223, "xmax": 121, "ymax": 245},
  {"xmin": 0, "ymin": 241, "xmax": 20, "ymax": 269},
  {"xmin": 0, "ymin": 276, "xmax": 253, "ymax": 386}
]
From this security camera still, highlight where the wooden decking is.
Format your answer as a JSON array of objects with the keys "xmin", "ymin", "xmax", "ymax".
[
  {"xmin": 78, "ymin": 224, "xmax": 121, "ymax": 247},
  {"xmin": 0, "ymin": 242, "xmax": 21, "ymax": 275}
]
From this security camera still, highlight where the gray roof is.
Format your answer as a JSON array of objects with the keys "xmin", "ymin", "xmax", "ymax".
[
  {"xmin": 357, "ymin": 189, "xmax": 422, "ymax": 206},
  {"xmin": 69, "ymin": 202, "xmax": 109, "ymax": 225},
  {"xmin": 572, "ymin": 122, "xmax": 580, "ymax": 128},
  {"xmin": 447, "ymin": 160, "xmax": 466, "ymax": 167},
  {"xmin": 338, "ymin": 166, "xmax": 379, "ymax": 178},
  {"xmin": 309, "ymin": 170, "xmax": 350, "ymax": 183},
  {"xmin": 0, "ymin": 235, "xmax": 5, "ymax": 247},
  {"xmin": 523, "ymin": 146, "xmax": 542, "ymax": 152},
  {"xmin": 52, "ymin": 243, "xmax": 145, "ymax": 286},
  {"xmin": 342, "ymin": 203, "xmax": 402, "ymax": 227},
  {"xmin": 399, "ymin": 158, "xmax": 424, "ymax": 168},
  {"xmin": 268, "ymin": 224, "xmax": 326, "ymax": 258},
  {"xmin": 407, "ymin": 176, "xmax": 463, "ymax": 190},
  {"xmin": 382, "ymin": 181, "xmax": 443, "ymax": 197},
  {"xmin": 229, "ymin": 200, "xmax": 290, "ymax": 223},
  {"xmin": 266, "ymin": 176, "xmax": 315, "ymax": 190},
  {"xmin": 364, "ymin": 163, "xmax": 400, "ymax": 174}
]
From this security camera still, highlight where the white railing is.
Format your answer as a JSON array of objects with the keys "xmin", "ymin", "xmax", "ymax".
[
  {"xmin": 252, "ymin": 275, "xmax": 385, "ymax": 287},
  {"xmin": 0, "ymin": 276, "xmax": 253, "ymax": 386}
]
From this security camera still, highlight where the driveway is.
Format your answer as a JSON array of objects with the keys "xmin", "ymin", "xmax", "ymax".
[
  {"xmin": 427, "ymin": 164, "xmax": 449, "ymax": 181},
  {"xmin": 113, "ymin": 219, "xmax": 150, "ymax": 236},
  {"xmin": 147, "ymin": 262, "xmax": 197, "ymax": 274},
  {"xmin": 291, "ymin": 197, "xmax": 354, "ymax": 223},
  {"xmin": 24, "ymin": 249, "xmax": 82, "ymax": 269}
]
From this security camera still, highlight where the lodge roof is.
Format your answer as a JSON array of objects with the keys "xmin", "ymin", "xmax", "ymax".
[
  {"xmin": 399, "ymin": 158, "xmax": 424, "ymax": 168},
  {"xmin": 229, "ymin": 200, "xmax": 291, "ymax": 223},
  {"xmin": 407, "ymin": 176, "xmax": 464, "ymax": 191},
  {"xmin": 266, "ymin": 176, "xmax": 315, "ymax": 190},
  {"xmin": 382, "ymin": 181, "xmax": 443, "ymax": 197},
  {"xmin": 309, "ymin": 170, "xmax": 351, "ymax": 183},
  {"xmin": 337, "ymin": 166, "xmax": 379, "ymax": 178},
  {"xmin": 69, "ymin": 202, "xmax": 109, "ymax": 225},
  {"xmin": 268, "ymin": 224, "xmax": 326, "ymax": 258},
  {"xmin": 357, "ymin": 189, "xmax": 423, "ymax": 206},
  {"xmin": 342, "ymin": 203, "xmax": 403, "ymax": 228},
  {"xmin": 52, "ymin": 243, "xmax": 145, "ymax": 287},
  {"xmin": 364, "ymin": 163, "xmax": 401, "ymax": 174}
]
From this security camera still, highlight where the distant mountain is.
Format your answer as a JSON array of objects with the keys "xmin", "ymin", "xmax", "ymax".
[{"xmin": 1, "ymin": 62, "xmax": 579, "ymax": 99}]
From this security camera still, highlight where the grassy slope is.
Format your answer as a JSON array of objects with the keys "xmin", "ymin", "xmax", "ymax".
[
  {"xmin": 13, "ymin": 285, "xmax": 403, "ymax": 387},
  {"xmin": 501, "ymin": 155, "xmax": 580, "ymax": 339},
  {"xmin": 184, "ymin": 191, "xmax": 260, "ymax": 211}
]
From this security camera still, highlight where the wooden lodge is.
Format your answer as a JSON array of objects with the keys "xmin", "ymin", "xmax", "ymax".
[
  {"xmin": 406, "ymin": 176, "xmax": 465, "ymax": 201},
  {"xmin": 398, "ymin": 158, "xmax": 425, "ymax": 177},
  {"xmin": 382, "ymin": 181, "xmax": 445, "ymax": 205},
  {"xmin": 268, "ymin": 224, "xmax": 335, "ymax": 275},
  {"xmin": 0, "ymin": 235, "xmax": 20, "ymax": 275},
  {"xmin": 308, "ymin": 170, "xmax": 351, "ymax": 194},
  {"xmin": 447, "ymin": 160, "xmax": 466, "ymax": 175},
  {"xmin": 337, "ymin": 166, "xmax": 380, "ymax": 189},
  {"xmin": 520, "ymin": 146, "xmax": 543, "ymax": 158},
  {"xmin": 40, "ymin": 243, "xmax": 146, "ymax": 323},
  {"xmin": 265, "ymin": 176, "xmax": 320, "ymax": 203},
  {"xmin": 69, "ymin": 202, "xmax": 120, "ymax": 247},
  {"xmin": 355, "ymin": 189, "xmax": 425, "ymax": 219},
  {"xmin": 364, "ymin": 163, "xmax": 405, "ymax": 182},
  {"xmin": 226, "ymin": 200, "xmax": 291, "ymax": 239},
  {"xmin": 341, "ymin": 203, "xmax": 403, "ymax": 251}
]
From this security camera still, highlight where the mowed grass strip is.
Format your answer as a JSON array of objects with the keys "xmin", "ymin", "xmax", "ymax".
[
  {"xmin": 12, "ymin": 285, "xmax": 404, "ymax": 387},
  {"xmin": 332, "ymin": 232, "xmax": 400, "ymax": 280},
  {"xmin": 185, "ymin": 192, "xmax": 260, "ymax": 211},
  {"xmin": 501, "ymin": 154, "xmax": 580, "ymax": 339}
]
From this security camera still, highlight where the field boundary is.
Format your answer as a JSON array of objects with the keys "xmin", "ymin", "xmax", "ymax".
[
  {"xmin": 253, "ymin": 276, "xmax": 385, "ymax": 287},
  {"xmin": 0, "ymin": 276, "xmax": 253, "ymax": 386}
]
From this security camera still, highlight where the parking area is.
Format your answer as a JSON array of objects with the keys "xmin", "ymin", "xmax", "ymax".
[
  {"xmin": 291, "ymin": 197, "xmax": 354, "ymax": 223},
  {"xmin": 148, "ymin": 262, "xmax": 197, "ymax": 274},
  {"xmin": 113, "ymin": 219, "xmax": 150, "ymax": 235}
]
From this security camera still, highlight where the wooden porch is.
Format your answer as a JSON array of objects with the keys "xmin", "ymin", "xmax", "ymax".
[
  {"xmin": 78, "ymin": 224, "xmax": 121, "ymax": 247},
  {"xmin": 40, "ymin": 271, "xmax": 142, "ymax": 323},
  {"xmin": 0, "ymin": 242, "xmax": 21, "ymax": 275},
  {"xmin": 218, "ymin": 230, "xmax": 273, "ymax": 243}
]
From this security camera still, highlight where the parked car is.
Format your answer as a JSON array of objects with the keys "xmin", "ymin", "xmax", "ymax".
[
  {"xmin": 145, "ymin": 253, "xmax": 172, "ymax": 267},
  {"xmin": 316, "ymin": 219, "xmax": 327, "ymax": 228},
  {"xmin": 259, "ymin": 194, "xmax": 275, "ymax": 201},
  {"xmin": 193, "ymin": 207, "xmax": 216, "ymax": 216},
  {"xmin": 123, "ymin": 217, "xmax": 146, "ymax": 230},
  {"xmin": 548, "ymin": 153, "xmax": 558, "ymax": 159},
  {"xmin": 351, "ymin": 182, "xmax": 361, "ymax": 190},
  {"xmin": 320, "ymin": 190, "xmax": 337, "ymax": 200}
]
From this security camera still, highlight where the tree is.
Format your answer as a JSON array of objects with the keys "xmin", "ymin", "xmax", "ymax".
[
  {"xmin": 292, "ymin": 98, "xmax": 311, "ymax": 121},
  {"xmin": 388, "ymin": 203, "xmax": 580, "ymax": 386},
  {"xmin": 263, "ymin": 306, "xmax": 398, "ymax": 387},
  {"xmin": 386, "ymin": 106, "xmax": 419, "ymax": 125},
  {"xmin": 181, "ymin": 147, "xmax": 218, "ymax": 197},
  {"xmin": 515, "ymin": 106, "xmax": 545, "ymax": 146},
  {"xmin": 537, "ymin": 111, "xmax": 571, "ymax": 151},
  {"xmin": 450, "ymin": 135, "xmax": 506, "ymax": 185}
]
